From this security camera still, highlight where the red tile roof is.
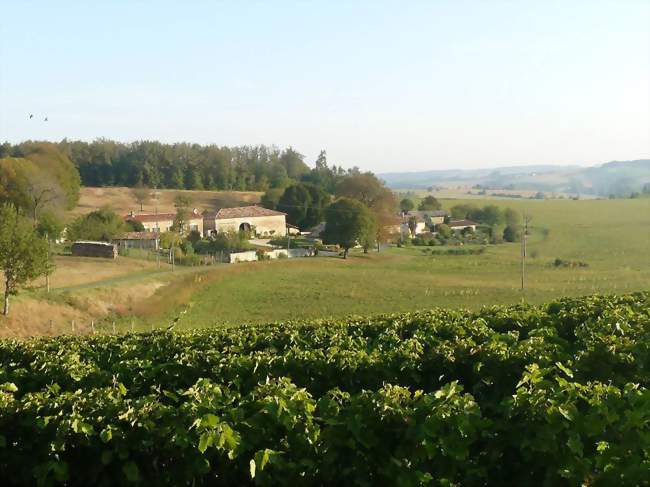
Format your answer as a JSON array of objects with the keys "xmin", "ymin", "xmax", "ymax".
[
  {"xmin": 204, "ymin": 205, "xmax": 286, "ymax": 220},
  {"xmin": 125, "ymin": 213, "xmax": 202, "ymax": 223},
  {"xmin": 125, "ymin": 213, "xmax": 175, "ymax": 223}
]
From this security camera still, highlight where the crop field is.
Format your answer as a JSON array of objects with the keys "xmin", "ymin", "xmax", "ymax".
[{"xmin": 0, "ymin": 293, "xmax": 647, "ymax": 485}]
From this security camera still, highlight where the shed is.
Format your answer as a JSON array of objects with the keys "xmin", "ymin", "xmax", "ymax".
[{"xmin": 71, "ymin": 241, "xmax": 118, "ymax": 259}]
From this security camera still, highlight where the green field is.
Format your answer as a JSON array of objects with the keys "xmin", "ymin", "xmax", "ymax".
[{"xmin": 134, "ymin": 197, "xmax": 650, "ymax": 330}]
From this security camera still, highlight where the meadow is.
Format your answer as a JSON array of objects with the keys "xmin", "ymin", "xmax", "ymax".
[
  {"xmin": 1, "ymin": 195, "xmax": 647, "ymax": 335},
  {"xmin": 131, "ymin": 197, "xmax": 649, "ymax": 330}
]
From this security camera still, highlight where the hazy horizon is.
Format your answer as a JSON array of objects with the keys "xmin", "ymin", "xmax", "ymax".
[{"xmin": 1, "ymin": 1, "xmax": 648, "ymax": 172}]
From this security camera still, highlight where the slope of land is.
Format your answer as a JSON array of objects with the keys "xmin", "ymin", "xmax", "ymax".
[
  {"xmin": 3, "ymin": 197, "xmax": 648, "ymax": 336},
  {"xmin": 72, "ymin": 186, "xmax": 262, "ymax": 217}
]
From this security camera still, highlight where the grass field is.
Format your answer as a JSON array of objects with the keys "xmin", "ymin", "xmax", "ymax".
[
  {"xmin": 2, "ymin": 195, "xmax": 648, "ymax": 336},
  {"xmin": 130, "ymin": 197, "xmax": 650, "ymax": 330}
]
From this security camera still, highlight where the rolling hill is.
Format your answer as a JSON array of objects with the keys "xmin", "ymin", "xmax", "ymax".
[{"xmin": 379, "ymin": 159, "xmax": 650, "ymax": 196}]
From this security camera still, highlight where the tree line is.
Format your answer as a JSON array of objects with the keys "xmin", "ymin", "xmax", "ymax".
[{"xmin": 0, "ymin": 140, "xmax": 355, "ymax": 192}]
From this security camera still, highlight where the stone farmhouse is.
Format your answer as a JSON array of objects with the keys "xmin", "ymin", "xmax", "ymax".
[
  {"xmin": 400, "ymin": 210, "xmax": 449, "ymax": 236},
  {"xmin": 203, "ymin": 206, "xmax": 287, "ymax": 237},
  {"xmin": 448, "ymin": 219, "xmax": 477, "ymax": 232},
  {"xmin": 125, "ymin": 209, "xmax": 203, "ymax": 235}
]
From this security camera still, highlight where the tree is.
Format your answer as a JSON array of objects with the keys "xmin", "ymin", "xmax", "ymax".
[
  {"xmin": 400, "ymin": 198, "xmax": 415, "ymax": 212},
  {"xmin": 418, "ymin": 195, "xmax": 441, "ymax": 211},
  {"xmin": 35, "ymin": 211, "xmax": 64, "ymax": 241},
  {"xmin": 131, "ymin": 184, "xmax": 151, "ymax": 212},
  {"xmin": 504, "ymin": 208, "xmax": 520, "ymax": 227},
  {"xmin": 23, "ymin": 168, "xmax": 65, "ymax": 222},
  {"xmin": 322, "ymin": 198, "xmax": 376, "ymax": 259},
  {"xmin": 186, "ymin": 230, "xmax": 202, "ymax": 246},
  {"xmin": 0, "ymin": 204, "xmax": 51, "ymax": 315},
  {"xmin": 503, "ymin": 225, "xmax": 520, "ymax": 242},
  {"xmin": 303, "ymin": 183, "xmax": 330, "ymax": 229},
  {"xmin": 479, "ymin": 205, "xmax": 503, "ymax": 226},
  {"xmin": 277, "ymin": 184, "xmax": 311, "ymax": 228},
  {"xmin": 335, "ymin": 173, "xmax": 386, "ymax": 207},
  {"xmin": 279, "ymin": 147, "xmax": 309, "ymax": 179},
  {"xmin": 125, "ymin": 220, "xmax": 145, "ymax": 232},
  {"xmin": 450, "ymin": 204, "xmax": 478, "ymax": 220},
  {"xmin": 335, "ymin": 174, "xmax": 397, "ymax": 249},
  {"xmin": 67, "ymin": 207, "xmax": 126, "ymax": 242},
  {"xmin": 408, "ymin": 216, "xmax": 418, "ymax": 237},
  {"xmin": 436, "ymin": 224, "xmax": 452, "ymax": 238},
  {"xmin": 0, "ymin": 154, "xmax": 68, "ymax": 220},
  {"xmin": 159, "ymin": 231, "xmax": 182, "ymax": 249},
  {"xmin": 173, "ymin": 194, "xmax": 193, "ymax": 233},
  {"xmin": 261, "ymin": 188, "xmax": 284, "ymax": 210}
]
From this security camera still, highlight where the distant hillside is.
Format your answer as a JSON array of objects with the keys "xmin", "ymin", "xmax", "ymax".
[{"xmin": 379, "ymin": 160, "xmax": 650, "ymax": 196}]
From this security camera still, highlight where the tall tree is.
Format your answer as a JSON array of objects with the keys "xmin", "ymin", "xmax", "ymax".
[
  {"xmin": 0, "ymin": 204, "xmax": 51, "ymax": 316},
  {"xmin": 131, "ymin": 184, "xmax": 151, "ymax": 212},
  {"xmin": 322, "ymin": 198, "xmax": 376, "ymax": 259},
  {"xmin": 400, "ymin": 198, "xmax": 415, "ymax": 212},
  {"xmin": 277, "ymin": 184, "xmax": 311, "ymax": 228},
  {"xmin": 418, "ymin": 195, "xmax": 442, "ymax": 211},
  {"xmin": 173, "ymin": 194, "xmax": 194, "ymax": 233}
]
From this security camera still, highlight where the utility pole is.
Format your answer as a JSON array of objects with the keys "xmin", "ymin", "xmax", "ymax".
[
  {"xmin": 45, "ymin": 233, "xmax": 51, "ymax": 293},
  {"xmin": 521, "ymin": 214, "xmax": 531, "ymax": 292},
  {"xmin": 286, "ymin": 227, "xmax": 290, "ymax": 258}
]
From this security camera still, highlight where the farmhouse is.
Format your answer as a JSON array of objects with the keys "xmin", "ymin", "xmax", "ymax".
[
  {"xmin": 112, "ymin": 232, "xmax": 160, "ymax": 250},
  {"xmin": 125, "ymin": 209, "xmax": 203, "ymax": 235},
  {"xmin": 400, "ymin": 214, "xmax": 427, "ymax": 237},
  {"xmin": 400, "ymin": 210, "xmax": 449, "ymax": 236},
  {"xmin": 203, "ymin": 206, "xmax": 287, "ymax": 237},
  {"xmin": 448, "ymin": 219, "xmax": 477, "ymax": 232}
]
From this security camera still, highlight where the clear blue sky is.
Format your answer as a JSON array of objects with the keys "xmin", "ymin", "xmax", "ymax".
[{"xmin": 1, "ymin": 0, "xmax": 648, "ymax": 172}]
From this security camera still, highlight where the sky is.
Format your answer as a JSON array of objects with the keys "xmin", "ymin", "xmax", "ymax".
[{"xmin": 1, "ymin": 0, "xmax": 648, "ymax": 172}]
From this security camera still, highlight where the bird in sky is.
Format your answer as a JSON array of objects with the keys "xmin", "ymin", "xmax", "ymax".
[
  {"xmin": 44, "ymin": 117, "xmax": 48, "ymax": 122},
  {"xmin": 29, "ymin": 114, "xmax": 33, "ymax": 119}
]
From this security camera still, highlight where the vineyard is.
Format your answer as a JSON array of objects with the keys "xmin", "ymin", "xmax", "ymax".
[{"xmin": 0, "ymin": 293, "xmax": 648, "ymax": 486}]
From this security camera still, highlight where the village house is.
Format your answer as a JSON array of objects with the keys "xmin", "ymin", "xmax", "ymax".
[
  {"xmin": 401, "ymin": 210, "xmax": 449, "ymax": 236},
  {"xmin": 125, "ymin": 209, "xmax": 203, "ymax": 235},
  {"xmin": 448, "ymin": 219, "xmax": 478, "ymax": 232},
  {"xmin": 203, "ymin": 206, "xmax": 287, "ymax": 237}
]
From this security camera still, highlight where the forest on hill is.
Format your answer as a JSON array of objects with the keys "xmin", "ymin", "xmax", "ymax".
[{"xmin": 0, "ymin": 140, "xmax": 354, "ymax": 193}]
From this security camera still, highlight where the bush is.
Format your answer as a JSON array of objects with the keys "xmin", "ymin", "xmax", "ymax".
[
  {"xmin": 503, "ymin": 225, "xmax": 520, "ymax": 242},
  {"xmin": 0, "ymin": 293, "xmax": 647, "ymax": 485},
  {"xmin": 436, "ymin": 223, "xmax": 452, "ymax": 238},
  {"xmin": 553, "ymin": 258, "xmax": 588, "ymax": 268}
]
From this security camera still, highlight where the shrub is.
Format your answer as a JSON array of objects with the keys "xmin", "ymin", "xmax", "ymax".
[
  {"xmin": 0, "ymin": 293, "xmax": 647, "ymax": 485},
  {"xmin": 503, "ymin": 225, "xmax": 520, "ymax": 242},
  {"xmin": 553, "ymin": 258, "xmax": 588, "ymax": 268}
]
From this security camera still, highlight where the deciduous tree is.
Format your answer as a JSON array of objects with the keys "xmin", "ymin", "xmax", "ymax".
[
  {"xmin": 418, "ymin": 195, "xmax": 441, "ymax": 211},
  {"xmin": 131, "ymin": 184, "xmax": 151, "ymax": 212},
  {"xmin": 322, "ymin": 198, "xmax": 376, "ymax": 258},
  {"xmin": 0, "ymin": 204, "xmax": 51, "ymax": 315}
]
